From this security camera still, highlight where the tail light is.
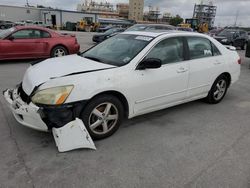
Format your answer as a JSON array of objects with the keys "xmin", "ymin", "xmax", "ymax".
[{"xmin": 238, "ymin": 58, "xmax": 241, "ymax": 65}]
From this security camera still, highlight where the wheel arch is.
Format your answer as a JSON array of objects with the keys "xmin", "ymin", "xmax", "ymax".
[
  {"xmin": 220, "ymin": 72, "xmax": 231, "ymax": 88},
  {"xmin": 87, "ymin": 90, "xmax": 129, "ymax": 118},
  {"xmin": 210, "ymin": 72, "xmax": 231, "ymax": 90}
]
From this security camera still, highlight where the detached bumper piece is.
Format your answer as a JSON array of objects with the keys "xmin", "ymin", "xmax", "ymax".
[
  {"xmin": 3, "ymin": 88, "xmax": 96, "ymax": 152},
  {"xmin": 53, "ymin": 118, "xmax": 96, "ymax": 152}
]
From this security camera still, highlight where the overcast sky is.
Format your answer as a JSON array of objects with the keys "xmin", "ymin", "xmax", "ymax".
[{"xmin": 1, "ymin": 0, "xmax": 250, "ymax": 27}]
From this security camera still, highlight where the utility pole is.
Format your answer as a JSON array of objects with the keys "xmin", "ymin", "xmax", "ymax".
[
  {"xmin": 26, "ymin": 0, "xmax": 30, "ymax": 7},
  {"xmin": 234, "ymin": 10, "xmax": 239, "ymax": 27}
]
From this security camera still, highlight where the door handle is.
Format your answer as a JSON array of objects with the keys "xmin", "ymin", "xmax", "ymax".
[
  {"xmin": 176, "ymin": 67, "xmax": 188, "ymax": 73},
  {"xmin": 213, "ymin": 61, "xmax": 222, "ymax": 65}
]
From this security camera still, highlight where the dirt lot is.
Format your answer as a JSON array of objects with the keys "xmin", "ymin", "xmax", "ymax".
[{"xmin": 0, "ymin": 32, "xmax": 250, "ymax": 188}]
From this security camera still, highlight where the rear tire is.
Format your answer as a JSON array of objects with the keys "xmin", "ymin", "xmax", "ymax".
[
  {"xmin": 80, "ymin": 95, "xmax": 124, "ymax": 140},
  {"xmin": 205, "ymin": 75, "xmax": 229, "ymax": 104},
  {"xmin": 51, "ymin": 46, "xmax": 68, "ymax": 57}
]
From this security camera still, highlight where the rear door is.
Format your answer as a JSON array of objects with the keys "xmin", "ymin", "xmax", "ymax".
[
  {"xmin": 186, "ymin": 36, "xmax": 225, "ymax": 99},
  {"xmin": 1, "ymin": 29, "xmax": 47, "ymax": 59}
]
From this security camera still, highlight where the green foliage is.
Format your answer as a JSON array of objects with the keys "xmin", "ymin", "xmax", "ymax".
[{"xmin": 169, "ymin": 15, "xmax": 184, "ymax": 26}]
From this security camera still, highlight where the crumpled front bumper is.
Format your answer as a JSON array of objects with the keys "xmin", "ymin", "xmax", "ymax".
[
  {"xmin": 3, "ymin": 88, "xmax": 48, "ymax": 131},
  {"xmin": 3, "ymin": 88, "xmax": 96, "ymax": 152}
]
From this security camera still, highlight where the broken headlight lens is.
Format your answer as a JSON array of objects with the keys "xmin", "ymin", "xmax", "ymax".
[{"xmin": 31, "ymin": 85, "xmax": 74, "ymax": 105}]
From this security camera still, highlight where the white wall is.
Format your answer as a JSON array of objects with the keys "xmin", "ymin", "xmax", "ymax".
[
  {"xmin": 0, "ymin": 5, "xmax": 41, "ymax": 22},
  {"xmin": 41, "ymin": 10, "xmax": 98, "ymax": 27}
]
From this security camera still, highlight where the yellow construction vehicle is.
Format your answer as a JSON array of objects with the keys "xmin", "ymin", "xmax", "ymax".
[
  {"xmin": 177, "ymin": 23, "xmax": 191, "ymax": 28},
  {"xmin": 198, "ymin": 22, "xmax": 209, "ymax": 33},
  {"xmin": 76, "ymin": 18, "xmax": 100, "ymax": 32},
  {"xmin": 183, "ymin": 18, "xmax": 209, "ymax": 33}
]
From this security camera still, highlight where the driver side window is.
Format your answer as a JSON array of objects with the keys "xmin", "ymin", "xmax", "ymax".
[
  {"xmin": 11, "ymin": 29, "xmax": 41, "ymax": 39},
  {"xmin": 146, "ymin": 37, "xmax": 184, "ymax": 65}
]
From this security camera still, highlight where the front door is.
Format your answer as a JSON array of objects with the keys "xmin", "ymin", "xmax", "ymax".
[{"xmin": 132, "ymin": 37, "xmax": 189, "ymax": 115}]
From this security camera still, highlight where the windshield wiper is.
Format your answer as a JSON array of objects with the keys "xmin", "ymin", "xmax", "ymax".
[
  {"xmin": 83, "ymin": 55, "xmax": 118, "ymax": 66},
  {"xmin": 84, "ymin": 56, "xmax": 103, "ymax": 63}
]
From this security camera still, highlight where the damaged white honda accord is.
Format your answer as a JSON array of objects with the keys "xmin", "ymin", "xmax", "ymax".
[{"xmin": 3, "ymin": 31, "xmax": 240, "ymax": 151}]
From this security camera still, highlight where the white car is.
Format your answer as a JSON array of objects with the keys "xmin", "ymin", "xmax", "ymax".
[{"xmin": 3, "ymin": 31, "xmax": 240, "ymax": 149}]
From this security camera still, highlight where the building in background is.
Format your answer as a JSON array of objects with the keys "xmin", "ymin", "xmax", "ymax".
[
  {"xmin": 193, "ymin": 0, "xmax": 217, "ymax": 28},
  {"xmin": 116, "ymin": 3, "xmax": 129, "ymax": 19},
  {"xmin": 77, "ymin": 0, "xmax": 119, "ymax": 18},
  {"xmin": 143, "ymin": 6, "xmax": 160, "ymax": 22},
  {"xmin": 77, "ymin": 0, "xmax": 114, "ymax": 12},
  {"xmin": 129, "ymin": 0, "xmax": 144, "ymax": 21},
  {"xmin": 161, "ymin": 12, "xmax": 171, "ymax": 23},
  {"xmin": 0, "ymin": 4, "xmax": 98, "ymax": 29}
]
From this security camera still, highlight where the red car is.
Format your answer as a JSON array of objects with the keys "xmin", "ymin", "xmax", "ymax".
[{"xmin": 0, "ymin": 26, "xmax": 80, "ymax": 60}]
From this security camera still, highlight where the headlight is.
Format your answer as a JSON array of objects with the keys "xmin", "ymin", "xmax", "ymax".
[
  {"xmin": 31, "ymin": 85, "xmax": 74, "ymax": 105},
  {"xmin": 221, "ymin": 39, "xmax": 228, "ymax": 43}
]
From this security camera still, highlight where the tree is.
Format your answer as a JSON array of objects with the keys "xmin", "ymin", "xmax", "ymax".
[{"xmin": 169, "ymin": 15, "xmax": 184, "ymax": 26}]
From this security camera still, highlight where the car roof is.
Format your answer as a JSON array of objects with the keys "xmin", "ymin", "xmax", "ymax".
[
  {"xmin": 133, "ymin": 23, "xmax": 174, "ymax": 27},
  {"xmin": 121, "ymin": 30, "xmax": 206, "ymax": 38},
  {"xmin": 15, "ymin": 25, "xmax": 52, "ymax": 32}
]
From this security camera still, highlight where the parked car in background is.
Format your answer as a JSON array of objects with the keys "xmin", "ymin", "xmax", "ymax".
[
  {"xmin": 176, "ymin": 27, "xmax": 193, "ymax": 32},
  {"xmin": 126, "ymin": 24, "xmax": 175, "ymax": 31},
  {"xmin": 0, "ymin": 26, "xmax": 80, "ymax": 60},
  {"xmin": 14, "ymin": 20, "xmax": 52, "ymax": 28},
  {"xmin": 92, "ymin": 27, "xmax": 125, "ymax": 42},
  {"xmin": 96, "ymin": 25, "xmax": 114, "ymax": 32},
  {"xmin": 0, "ymin": 20, "xmax": 15, "ymax": 29},
  {"xmin": 33, "ymin": 21, "xmax": 52, "ymax": 28},
  {"xmin": 246, "ymin": 40, "xmax": 250, "ymax": 68},
  {"xmin": 214, "ymin": 29, "xmax": 248, "ymax": 49},
  {"xmin": 19, "ymin": 20, "xmax": 34, "ymax": 26},
  {"xmin": 208, "ymin": 28, "xmax": 223, "ymax": 37},
  {"xmin": 245, "ymin": 40, "xmax": 250, "ymax": 57},
  {"xmin": 3, "ymin": 31, "xmax": 240, "ymax": 150}
]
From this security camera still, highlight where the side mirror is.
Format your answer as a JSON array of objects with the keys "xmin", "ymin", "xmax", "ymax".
[{"xmin": 137, "ymin": 58, "xmax": 162, "ymax": 70}]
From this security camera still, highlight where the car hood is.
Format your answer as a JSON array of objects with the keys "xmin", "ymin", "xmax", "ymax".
[
  {"xmin": 93, "ymin": 33, "xmax": 109, "ymax": 38},
  {"xmin": 22, "ymin": 54, "xmax": 115, "ymax": 95},
  {"xmin": 214, "ymin": 36, "xmax": 227, "ymax": 40}
]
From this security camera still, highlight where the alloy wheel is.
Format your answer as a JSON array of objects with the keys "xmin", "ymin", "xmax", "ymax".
[
  {"xmin": 88, "ymin": 102, "xmax": 119, "ymax": 135},
  {"xmin": 54, "ymin": 48, "xmax": 66, "ymax": 57},
  {"xmin": 213, "ymin": 79, "xmax": 227, "ymax": 101}
]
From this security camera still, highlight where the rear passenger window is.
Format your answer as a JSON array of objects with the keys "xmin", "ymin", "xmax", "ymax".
[
  {"xmin": 41, "ymin": 31, "xmax": 51, "ymax": 38},
  {"xmin": 211, "ymin": 43, "xmax": 221, "ymax": 56},
  {"xmin": 146, "ymin": 37, "xmax": 184, "ymax": 65},
  {"xmin": 187, "ymin": 37, "xmax": 213, "ymax": 59}
]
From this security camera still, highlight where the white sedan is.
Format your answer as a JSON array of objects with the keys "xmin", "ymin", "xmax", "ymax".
[{"xmin": 3, "ymin": 31, "xmax": 240, "ymax": 150}]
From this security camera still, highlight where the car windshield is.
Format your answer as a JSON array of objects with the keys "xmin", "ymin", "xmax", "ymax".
[
  {"xmin": 0, "ymin": 27, "xmax": 15, "ymax": 39},
  {"xmin": 126, "ymin": 25, "xmax": 147, "ymax": 31},
  {"xmin": 104, "ymin": 28, "xmax": 118, "ymax": 35},
  {"xmin": 218, "ymin": 29, "xmax": 236, "ymax": 36},
  {"xmin": 82, "ymin": 34, "xmax": 153, "ymax": 66}
]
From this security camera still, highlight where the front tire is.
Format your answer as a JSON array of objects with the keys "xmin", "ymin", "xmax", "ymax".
[
  {"xmin": 80, "ymin": 95, "xmax": 124, "ymax": 140},
  {"xmin": 51, "ymin": 46, "xmax": 68, "ymax": 57},
  {"xmin": 206, "ymin": 75, "xmax": 229, "ymax": 104}
]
